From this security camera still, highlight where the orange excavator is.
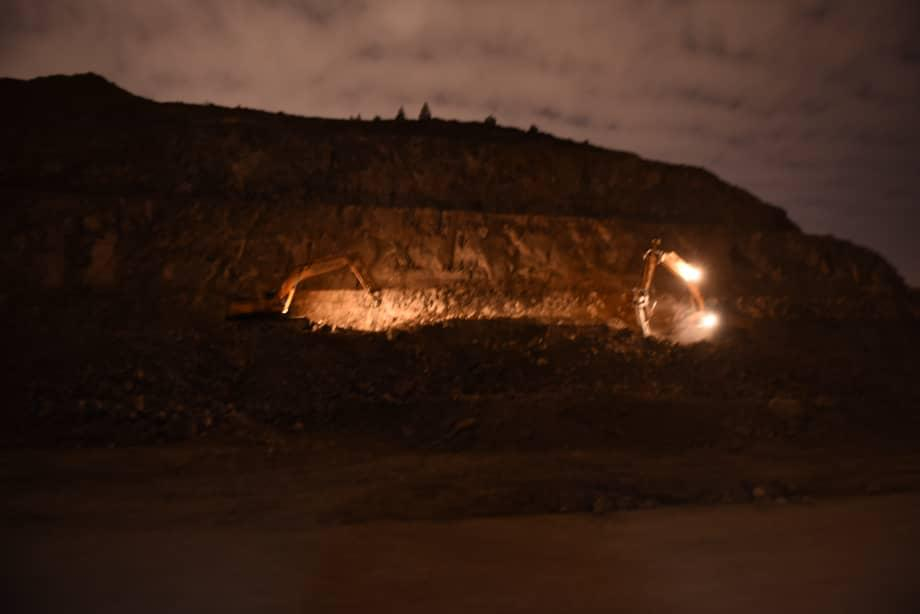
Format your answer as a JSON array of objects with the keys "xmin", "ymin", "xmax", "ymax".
[
  {"xmin": 228, "ymin": 243, "xmax": 715, "ymax": 335},
  {"xmin": 633, "ymin": 239, "xmax": 718, "ymax": 337},
  {"xmin": 227, "ymin": 254, "xmax": 378, "ymax": 318}
]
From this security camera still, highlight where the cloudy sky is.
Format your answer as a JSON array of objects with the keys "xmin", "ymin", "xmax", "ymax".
[{"xmin": 2, "ymin": 0, "xmax": 918, "ymax": 283}]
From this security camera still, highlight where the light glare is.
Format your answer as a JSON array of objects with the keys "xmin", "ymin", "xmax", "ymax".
[
  {"xmin": 699, "ymin": 312, "xmax": 719, "ymax": 328},
  {"xmin": 676, "ymin": 261, "xmax": 702, "ymax": 283}
]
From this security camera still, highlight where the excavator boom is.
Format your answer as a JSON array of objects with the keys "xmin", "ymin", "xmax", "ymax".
[
  {"xmin": 633, "ymin": 239, "xmax": 715, "ymax": 337},
  {"xmin": 227, "ymin": 254, "xmax": 376, "ymax": 318}
]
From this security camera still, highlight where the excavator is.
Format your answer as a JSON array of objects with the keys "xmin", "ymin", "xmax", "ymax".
[
  {"xmin": 633, "ymin": 239, "xmax": 719, "ymax": 337},
  {"xmin": 227, "ymin": 242, "xmax": 717, "ymax": 338},
  {"xmin": 227, "ymin": 254, "xmax": 378, "ymax": 318}
]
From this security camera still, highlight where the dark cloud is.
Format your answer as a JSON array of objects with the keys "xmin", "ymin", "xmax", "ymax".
[
  {"xmin": 672, "ymin": 86, "xmax": 743, "ymax": 111},
  {"xmin": 1, "ymin": 0, "xmax": 918, "ymax": 282},
  {"xmin": 535, "ymin": 107, "xmax": 561, "ymax": 121},
  {"xmin": 798, "ymin": 0, "xmax": 835, "ymax": 23},
  {"xmin": 567, "ymin": 114, "xmax": 590, "ymax": 129}
]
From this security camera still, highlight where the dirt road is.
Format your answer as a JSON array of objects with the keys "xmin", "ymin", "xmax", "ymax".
[{"xmin": 5, "ymin": 494, "xmax": 919, "ymax": 613}]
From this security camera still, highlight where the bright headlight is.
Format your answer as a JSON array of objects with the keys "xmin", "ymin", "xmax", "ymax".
[
  {"xmin": 676, "ymin": 261, "xmax": 703, "ymax": 283},
  {"xmin": 699, "ymin": 312, "xmax": 719, "ymax": 328}
]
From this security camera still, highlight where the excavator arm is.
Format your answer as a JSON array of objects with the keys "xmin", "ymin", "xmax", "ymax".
[
  {"xmin": 277, "ymin": 256, "xmax": 375, "ymax": 314},
  {"xmin": 658, "ymin": 251, "xmax": 705, "ymax": 312},
  {"xmin": 634, "ymin": 239, "xmax": 714, "ymax": 336},
  {"xmin": 227, "ymin": 254, "xmax": 377, "ymax": 318}
]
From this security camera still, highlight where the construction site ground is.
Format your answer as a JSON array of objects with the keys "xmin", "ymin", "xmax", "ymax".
[{"xmin": 3, "ymin": 295, "xmax": 920, "ymax": 612}]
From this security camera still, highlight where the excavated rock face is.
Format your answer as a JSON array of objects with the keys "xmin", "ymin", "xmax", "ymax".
[{"xmin": 0, "ymin": 73, "xmax": 911, "ymax": 333}]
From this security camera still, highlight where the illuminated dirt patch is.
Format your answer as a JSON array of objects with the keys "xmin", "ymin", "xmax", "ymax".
[
  {"xmin": 289, "ymin": 289, "xmax": 624, "ymax": 331},
  {"xmin": 635, "ymin": 295, "xmax": 721, "ymax": 344}
]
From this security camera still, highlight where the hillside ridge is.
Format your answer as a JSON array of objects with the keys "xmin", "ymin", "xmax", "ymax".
[
  {"xmin": 2, "ymin": 72, "xmax": 793, "ymax": 229},
  {"xmin": 0, "ymin": 73, "xmax": 909, "ymax": 331}
]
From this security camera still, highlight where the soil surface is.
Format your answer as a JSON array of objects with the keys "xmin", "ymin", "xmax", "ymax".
[{"xmin": 5, "ymin": 491, "xmax": 919, "ymax": 613}]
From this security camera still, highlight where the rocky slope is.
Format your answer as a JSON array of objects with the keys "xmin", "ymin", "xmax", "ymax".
[{"xmin": 0, "ymin": 73, "xmax": 910, "ymax": 334}]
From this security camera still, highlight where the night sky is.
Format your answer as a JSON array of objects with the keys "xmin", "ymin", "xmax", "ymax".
[{"xmin": 2, "ymin": 1, "xmax": 918, "ymax": 284}]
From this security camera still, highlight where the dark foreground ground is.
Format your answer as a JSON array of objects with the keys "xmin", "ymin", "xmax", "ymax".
[
  {"xmin": 3, "ymin": 426, "xmax": 920, "ymax": 612},
  {"xmin": 4, "ymin": 487, "xmax": 919, "ymax": 613},
  {"xmin": 3, "ymin": 300, "xmax": 919, "ymax": 612}
]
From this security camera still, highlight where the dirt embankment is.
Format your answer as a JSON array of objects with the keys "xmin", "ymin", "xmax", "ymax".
[
  {"xmin": 1, "ymin": 73, "xmax": 916, "ymax": 448},
  {"xmin": 1, "ymin": 73, "xmax": 910, "ymax": 334}
]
